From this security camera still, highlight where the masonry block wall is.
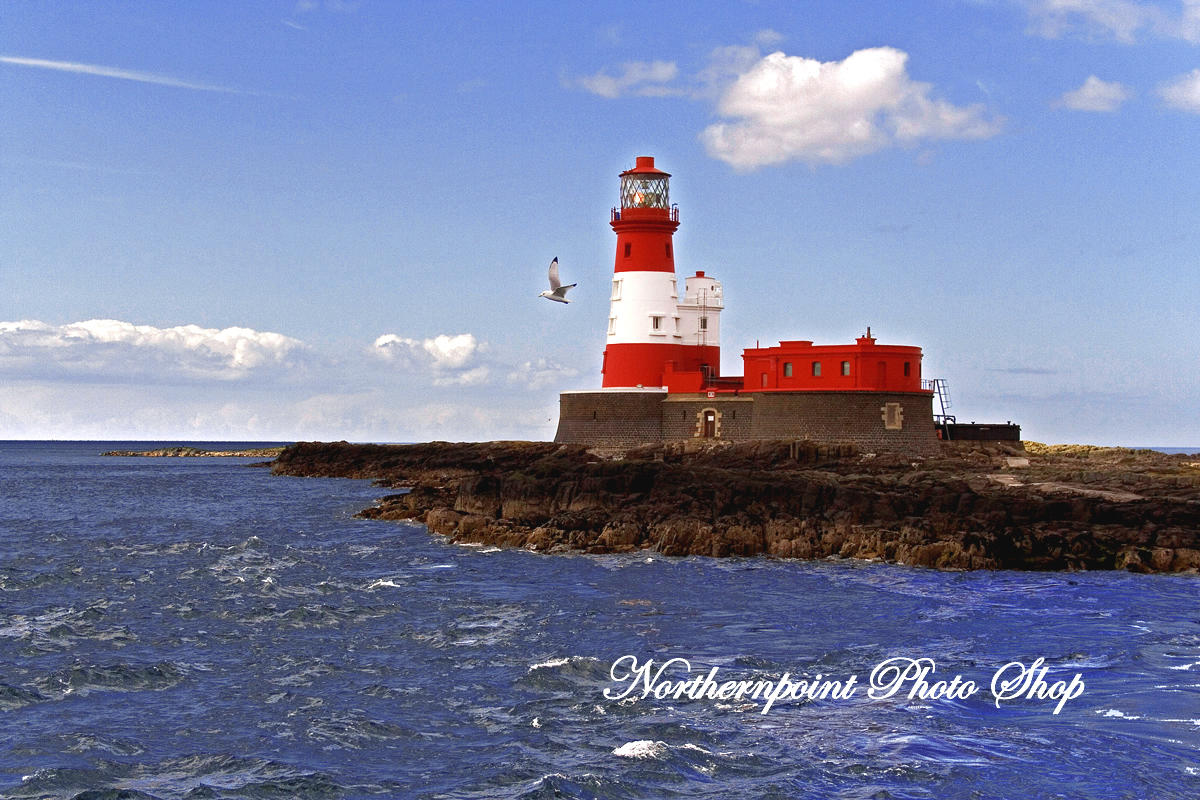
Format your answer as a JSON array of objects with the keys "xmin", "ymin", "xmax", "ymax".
[
  {"xmin": 749, "ymin": 391, "xmax": 938, "ymax": 455},
  {"xmin": 556, "ymin": 389, "xmax": 938, "ymax": 455},
  {"xmin": 555, "ymin": 391, "xmax": 666, "ymax": 447}
]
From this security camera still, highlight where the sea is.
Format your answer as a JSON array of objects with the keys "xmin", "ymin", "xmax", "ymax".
[{"xmin": 1, "ymin": 440, "xmax": 1198, "ymax": 800}]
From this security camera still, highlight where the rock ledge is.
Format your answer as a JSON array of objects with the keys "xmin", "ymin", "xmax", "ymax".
[{"xmin": 270, "ymin": 440, "xmax": 1200, "ymax": 572}]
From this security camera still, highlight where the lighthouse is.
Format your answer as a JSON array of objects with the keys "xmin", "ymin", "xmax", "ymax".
[
  {"xmin": 602, "ymin": 156, "xmax": 722, "ymax": 388},
  {"xmin": 554, "ymin": 155, "xmax": 953, "ymax": 456}
]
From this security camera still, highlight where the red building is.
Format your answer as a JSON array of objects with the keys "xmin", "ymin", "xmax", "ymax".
[{"xmin": 741, "ymin": 330, "xmax": 924, "ymax": 393}]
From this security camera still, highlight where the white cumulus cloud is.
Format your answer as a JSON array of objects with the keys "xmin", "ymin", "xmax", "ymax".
[
  {"xmin": 434, "ymin": 366, "xmax": 490, "ymax": 387},
  {"xmin": 700, "ymin": 47, "xmax": 1002, "ymax": 170},
  {"xmin": 506, "ymin": 359, "xmax": 579, "ymax": 390},
  {"xmin": 0, "ymin": 319, "xmax": 307, "ymax": 381},
  {"xmin": 1022, "ymin": 0, "xmax": 1160, "ymax": 42},
  {"xmin": 570, "ymin": 61, "xmax": 681, "ymax": 98},
  {"xmin": 1159, "ymin": 68, "xmax": 1200, "ymax": 110},
  {"xmin": 373, "ymin": 333, "xmax": 491, "ymax": 385},
  {"xmin": 1019, "ymin": 0, "xmax": 1200, "ymax": 43},
  {"xmin": 373, "ymin": 333, "xmax": 481, "ymax": 368},
  {"xmin": 1056, "ymin": 75, "xmax": 1132, "ymax": 110}
]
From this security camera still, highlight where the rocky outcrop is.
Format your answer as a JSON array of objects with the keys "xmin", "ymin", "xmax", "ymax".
[
  {"xmin": 102, "ymin": 447, "xmax": 286, "ymax": 458},
  {"xmin": 271, "ymin": 440, "xmax": 1200, "ymax": 572}
]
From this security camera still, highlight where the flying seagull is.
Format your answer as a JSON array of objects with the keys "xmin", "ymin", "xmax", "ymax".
[{"xmin": 539, "ymin": 257, "xmax": 576, "ymax": 304}]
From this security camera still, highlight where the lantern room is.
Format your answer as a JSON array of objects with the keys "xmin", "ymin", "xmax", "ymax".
[{"xmin": 619, "ymin": 156, "xmax": 671, "ymax": 211}]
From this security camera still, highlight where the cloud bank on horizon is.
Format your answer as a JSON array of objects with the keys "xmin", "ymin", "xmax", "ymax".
[
  {"xmin": 0, "ymin": 320, "xmax": 307, "ymax": 381},
  {"xmin": 0, "ymin": 319, "xmax": 585, "ymax": 440}
]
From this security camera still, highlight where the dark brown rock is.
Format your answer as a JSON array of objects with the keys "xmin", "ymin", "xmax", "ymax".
[{"xmin": 270, "ymin": 440, "xmax": 1200, "ymax": 572}]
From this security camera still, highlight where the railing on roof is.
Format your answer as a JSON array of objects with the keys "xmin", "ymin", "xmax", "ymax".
[
  {"xmin": 922, "ymin": 378, "xmax": 955, "ymax": 424},
  {"xmin": 611, "ymin": 206, "xmax": 680, "ymax": 223}
]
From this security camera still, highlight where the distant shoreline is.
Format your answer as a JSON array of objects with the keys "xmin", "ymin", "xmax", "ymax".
[{"xmin": 101, "ymin": 446, "xmax": 287, "ymax": 458}]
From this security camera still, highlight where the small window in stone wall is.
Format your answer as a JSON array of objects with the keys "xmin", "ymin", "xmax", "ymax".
[
  {"xmin": 882, "ymin": 402, "xmax": 904, "ymax": 430},
  {"xmin": 665, "ymin": 243, "xmax": 672, "ymax": 258},
  {"xmin": 607, "ymin": 318, "xmax": 615, "ymax": 335},
  {"xmin": 812, "ymin": 362, "xmax": 821, "ymax": 377},
  {"xmin": 624, "ymin": 243, "xmax": 632, "ymax": 258},
  {"xmin": 842, "ymin": 361, "xmax": 850, "ymax": 376},
  {"xmin": 783, "ymin": 362, "xmax": 793, "ymax": 377},
  {"xmin": 904, "ymin": 362, "xmax": 911, "ymax": 377},
  {"xmin": 651, "ymin": 316, "xmax": 662, "ymax": 331}
]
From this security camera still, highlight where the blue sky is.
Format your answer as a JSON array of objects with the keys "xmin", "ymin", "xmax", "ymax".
[{"xmin": 1, "ymin": 0, "xmax": 1198, "ymax": 445}]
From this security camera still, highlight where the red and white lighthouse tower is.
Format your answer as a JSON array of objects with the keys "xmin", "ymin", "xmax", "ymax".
[{"xmin": 602, "ymin": 157, "xmax": 722, "ymax": 388}]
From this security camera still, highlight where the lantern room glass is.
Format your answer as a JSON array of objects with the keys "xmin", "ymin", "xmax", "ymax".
[{"xmin": 620, "ymin": 174, "xmax": 670, "ymax": 209}]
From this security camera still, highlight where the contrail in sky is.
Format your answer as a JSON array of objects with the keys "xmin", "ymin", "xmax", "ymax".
[{"xmin": 0, "ymin": 55, "xmax": 252, "ymax": 94}]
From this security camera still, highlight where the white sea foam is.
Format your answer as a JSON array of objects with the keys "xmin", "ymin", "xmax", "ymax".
[
  {"xmin": 1097, "ymin": 709, "xmax": 1142, "ymax": 719},
  {"xmin": 613, "ymin": 740, "xmax": 667, "ymax": 759},
  {"xmin": 528, "ymin": 657, "xmax": 571, "ymax": 672},
  {"xmin": 367, "ymin": 579, "xmax": 403, "ymax": 589}
]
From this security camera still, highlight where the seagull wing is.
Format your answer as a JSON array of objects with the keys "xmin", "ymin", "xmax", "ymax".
[{"xmin": 547, "ymin": 257, "xmax": 562, "ymax": 291}]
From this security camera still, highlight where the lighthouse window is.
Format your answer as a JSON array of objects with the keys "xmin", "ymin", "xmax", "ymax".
[
  {"xmin": 761, "ymin": 373, "xmax": 768, "ymax": 388},
  {"xmin": 841, "ymin": 361, "xmax": 850, "ymax": 376},
  {"xmin": 812, "ymin": 362, "xmax": 822, "ymax": 377},
  {"xmin": 904, "ymin": 362, "xmax": 911, "ymax": 377},
  {"xmin": 783, "ymin": 362, "xmax": 793, "ymax": 377},
  {"xmin": 611, "ymin": 280, "xmax": 622, "ymax": 300},
  {"xmin": 699, "ymin": 317, "xmax": 707, "ymax": 330},
  {"xmin": 607, "ymin": 317, "xmax": 615, "ymax": 335},
  {"xmin": 651, "ymin": 316, "xmax": 662, "ymax": 331},
  {"xmin": 665, "ymin": 244, "xmax": 672, "ymax": 258},
  {"xmin": 624, "ymin": 243, "xmax": 632, "ymax": 258}
]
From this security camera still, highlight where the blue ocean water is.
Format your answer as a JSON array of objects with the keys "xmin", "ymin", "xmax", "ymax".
[{"xmin": 1, "ymin": 441, "xmax": 1198, "ymax": 799}]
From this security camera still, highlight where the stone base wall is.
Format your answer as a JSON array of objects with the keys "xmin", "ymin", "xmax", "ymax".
[
  {"xmin": 750, "ymin": 391, "xmax": 938, "ymax": 456},
  {"xmin": 555, "ymin": 389, "xmax": 939, "ymax": 455},
  {"xmin": 554, "ymin": 390, "xmax": 666, "ymax": 448}
]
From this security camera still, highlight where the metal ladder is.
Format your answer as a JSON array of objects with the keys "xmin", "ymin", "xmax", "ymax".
[{"xmin": 923, "ymin": 378, "xmax": 955, "ymax": 424}]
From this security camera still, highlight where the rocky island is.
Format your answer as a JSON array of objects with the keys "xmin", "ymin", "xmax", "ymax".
[
  {"xmin": 103, "ymin": 446, "xmax": 287, "ymax": 458},
  {"xmin": 271, "ymin": 440, "xmax": 1200, "ymax": 573}
]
